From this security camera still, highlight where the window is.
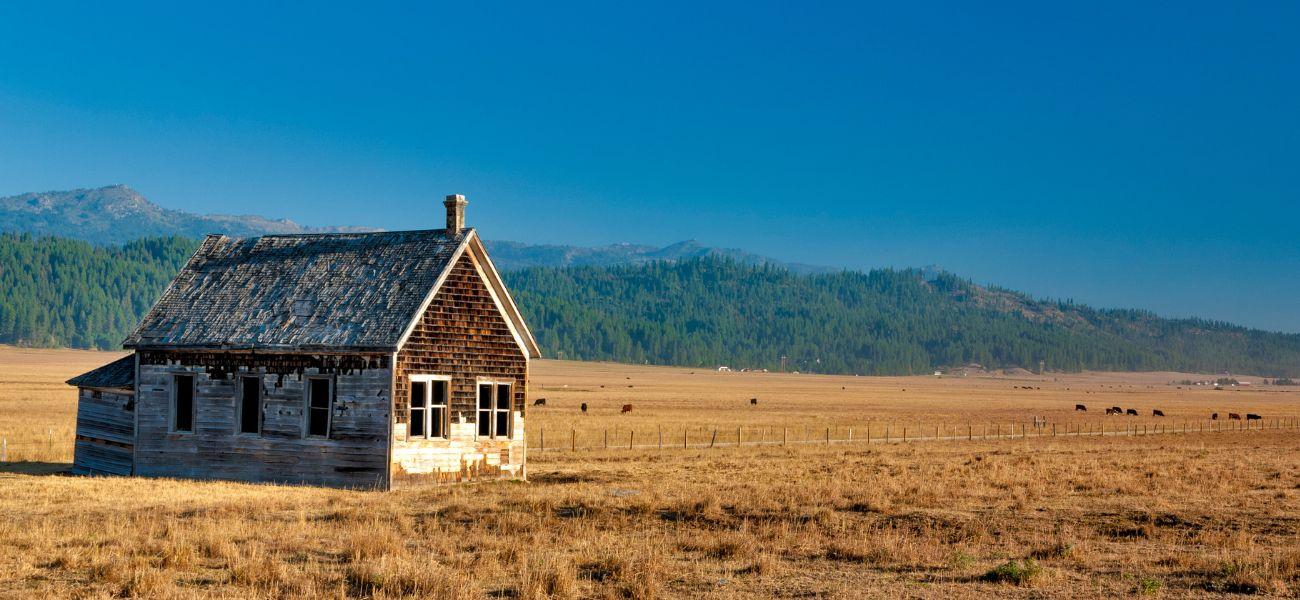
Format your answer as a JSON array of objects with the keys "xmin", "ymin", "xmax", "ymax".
[
  {"xmin": 409, "ymin": 377, "xmax": 449, "ymax": 440},
  {"xmin": 239, "ymin": 376, "xmax": 261, "ymax": 434},
  {"xmin": 172, "ymin": 374, "xmax": 195, "ymax": 432},
  {"xmin": 477, "ymin": 381, "xmax": 512, "ymax": 439},
  {"xmin": 305, "ymin": 377, "xmax": 332, "ymax": 438}
]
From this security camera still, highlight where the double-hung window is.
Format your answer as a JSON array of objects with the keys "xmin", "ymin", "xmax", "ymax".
[
  {"xmin": 305, "ymin": 377, "xmax": 333, "ymax": 438},
  {"xmin": 477, "ymin": 381, "xmax": 513, "ymax": 439},
  {"xmin": 408, "ymin": 376, "xmax": 450, "ymax": 440},
  {"xmin": 172, "ymin": 374, "xmax": 195, "ymax": 433}
]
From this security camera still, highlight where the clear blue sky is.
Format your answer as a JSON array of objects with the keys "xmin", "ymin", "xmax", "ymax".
[{"xmin": 1, "ymin": 2, "xmax": 1297, "ymax": 332}]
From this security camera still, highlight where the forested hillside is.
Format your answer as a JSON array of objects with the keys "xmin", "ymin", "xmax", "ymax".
[
  {"xmin": 506, "ymin": 258, "xmax": 1300, "ymax": 376},
  {"xmin": 0, "ymin": 234, "xmax": 197, "ymax": 348},
  {"xmin": 3, "ymin": 234, "xmax": 1297, "ymax": 376}
]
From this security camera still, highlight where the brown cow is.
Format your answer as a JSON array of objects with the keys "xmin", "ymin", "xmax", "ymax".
[
  {"xmin": 1111, "ymin": 406, "xmax": 1122, "ymax": 414},
  {"xmin": 750, "ymin": 398, "xmax": 758, "ymax": 405},
  {"xmin": 1211, "ymin": 413, "xmax": 1218, "ymax": 420},
  {"xmin": 1075, "ymin": 404, "xmax": 1087, "ymax": 411},
  {"xmin": 1126, "ymin": 408, "xmax": 1138, "ymax": 416},
  {"xmin": 1105, "ymin": 407, "xmax": 1120, "ymax": 415},
  {"xmin": 580, "ymin": 403, "xmax": 588, "ymax": 413},
  {"xmin": 1152, "ymin": 409, "xmax": 1164, "ymax": 417},
  {"xmin": 532, "ymin": 398, "xmax": 546, "ymax": 407},
  {"xmin": 621, "ymin": 404, "xmax": 633, "ymax": 413},
  {"xmin": 1228, "ymin": 413, "xmax": 1241, "ymax": 420},
  {"xmin": 1247, "ymin": 413, "xmax": 1262, "ymax": 420}
]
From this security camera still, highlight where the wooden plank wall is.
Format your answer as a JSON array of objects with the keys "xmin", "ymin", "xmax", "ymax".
[
  {"xmin": 392, "ymin": 253, "xmax": 529, "ymax": 487},
  {"xmin": 135, "ymin": 351, "xmax": 391, "ymax": 489},
  {"xmin": 72, "ymin": 388, "xmax": 135, "ymax": 476}
]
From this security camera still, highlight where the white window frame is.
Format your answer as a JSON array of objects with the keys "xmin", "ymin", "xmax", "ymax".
[
  {"xmin": 476, "ymin": 379, "xmax": 514, "ymax": 440},
  {"xmin": 303, "ymin": 376, "xmax": 334, "ymax": 439},
  {"xmin": 408, "ymin": 375, "xmax": 451, "ymax": 440},
  {"xmin": 170, "ymin": 373, "xmax": 196, "ymax": 434},
  {"xmin": 237, "ymin": 374, "xmax": 262, "ymax": 436}
]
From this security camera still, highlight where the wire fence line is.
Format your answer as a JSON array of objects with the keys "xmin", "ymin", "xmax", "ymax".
[
  {"xmin": 527, "ymin": 417, "xmax": 1300, "ymax": 453},
  {"xmin": 2, "ymin": 419, "xmax": 1295, "ymax": 463}
]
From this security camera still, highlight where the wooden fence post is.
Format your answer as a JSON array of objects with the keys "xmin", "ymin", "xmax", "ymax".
[
  {"xmin": 782, "ymin": 427, "xmax": 787, "ymax": 446},
  {"xmin": 540, "ymin": 429, "xmax": 545, "ymax": 452},
  {"xmin": 604, "ymin": 429, "xmax": 608, "ymax": 449},
  {"xmin": 968, "ymin": 424, "xmax": 972, "ymax": 441},
  {"xmin": 658, "ymin": 425, "xmax": 663, "ymax": 450},
  {"xmin": 684, "ymin": 428, "xmax": 688, "ymax": 449},
  {"xmin": 826, "ymin": 427, "xmax": 831, "ymax": 445},
  {"xmin": 738, "ymin": 426, "xmax": 743, "ymax": 447},
  {"xmin": 571, "ymin": 429, "xmax": 576, "ymax": 452},
  {"xmin": 630, "ymin": 431, "xmax": 634, "ymax": 450},
  {"xmin": 1, "ymin": 437, "xmax": 5, "ymax": 462},
  {"xmin": 709, "ymin": 429, "xmax": 718, "ymax": 448},
  {"xmin": 903, "ymin": 427, "xmax": 907, "ymax": 442}
]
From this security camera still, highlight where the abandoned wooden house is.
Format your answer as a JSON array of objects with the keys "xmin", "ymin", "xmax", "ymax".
[{"xmin": 66, "ymin": 195, "xmax": 541, "ymax": 489}]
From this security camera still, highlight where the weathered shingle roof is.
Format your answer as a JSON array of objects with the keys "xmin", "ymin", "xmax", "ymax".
[
  {"xmin": 67, "ymin": 355, "xmax": 135, "ymax": 390},
  {"xmin": 123, "ymin": 229, "xmax": 469, "ymax": 351}
]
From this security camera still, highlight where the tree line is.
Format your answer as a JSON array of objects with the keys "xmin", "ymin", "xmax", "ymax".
[{"xmin": 1, "ymin": 234, "xmax": 1297, "ymax": 377}]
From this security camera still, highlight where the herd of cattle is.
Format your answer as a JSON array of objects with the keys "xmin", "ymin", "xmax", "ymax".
[
  {"xmin": 535, "ymin": 397, "xmax": 1265, "ymax": 421},
  {"xmin": 1075, "ymin": 404, "xmax": 1261, "ymax": 420}
]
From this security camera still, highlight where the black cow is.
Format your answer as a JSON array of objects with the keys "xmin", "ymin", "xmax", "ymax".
[
  {"xmin": 1075, "ymin": 404, "xmax": 1087, "ymax": 412},
  {"xmin": 580, "ymin": 402, "xmax": 588, "ymax": 413},
  {"xmin": 532, "ymin": 398, "xmax": 546, "ymax": 407},
  {"xmin": 1152, "ymin": 409, "xmax": 1164, "ymax": 417},
  {"xmin": 750, "ymin": 398, "xmax": 758, "ymax": 405},
  {"xmin": 1126, "ymin": 408, "xmax": 1138, "ymax": 416},
  {"xmin": 1247, "ymin": 413, "xmax": 1262, "ymax": 421}
]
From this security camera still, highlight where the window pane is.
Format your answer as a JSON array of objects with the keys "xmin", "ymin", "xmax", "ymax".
[
  {"xmin": 478, "ymin": 410, "xmax": 491, "ymax": 437},
  {"xmin": 430, "ymin": 407, "xmax": 444, "ymax": 438},
  {"xmin": 410, "ymin": 407, "xmax": 425, "ymax": 437},
  {"xmin": 310, "ymin": 379, "xmax": 331, "ymax": 409},
  {"xmin": 496, "ymin": 384, "xmax": 512, "ymax": 412},
  {"xmin": 411, "ymin": 381, "xmax": 426, "ymax": 408},
  {"xmin": 431, "ymin": 381, "xmax": 447, "ymax": 406},
  {"xmin": 174, "ymin": 375, "xmax": 194, "ymax": 432},
  {"xmin": 240, "ymin": 377, "xmax": 260, "ymax": 434},
  {"xmin": 309, "ymin": 407, "xmax": 329, "ymax": 437},
  {"xmin": 496, "ymin": 409, "xmax": 510, "ymax": 438},
  {"xmin": 478, "ymin": 384, "xmax": 492, "ymax": 409}
]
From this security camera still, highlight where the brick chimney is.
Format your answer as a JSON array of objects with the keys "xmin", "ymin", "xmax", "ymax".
[{"xmin": 443, "ymin": 194, "xmax": 467, "ymax": 232}]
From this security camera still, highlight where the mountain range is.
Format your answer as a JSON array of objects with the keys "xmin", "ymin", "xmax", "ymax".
[
  {"xmin": 2, "ymin": 185, "xmax": 1297, "ymax": 376},
  {"xmin": 0, "ymin": 185, "xmax": 825, "ymax": 273}
]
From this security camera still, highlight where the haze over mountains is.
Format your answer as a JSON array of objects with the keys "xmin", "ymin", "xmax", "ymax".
[{"xmin": 0, "ymin": 186, "xmax": 822, "ymax": 273}]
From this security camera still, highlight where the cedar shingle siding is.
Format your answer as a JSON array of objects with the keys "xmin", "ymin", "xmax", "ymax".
[{"xmin": 391, "ymin": 253, "xmax": 528, "ymax": 486}]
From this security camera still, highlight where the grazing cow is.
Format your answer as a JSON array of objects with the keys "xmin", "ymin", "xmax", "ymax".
[
  {"xmin": 1228, "ymin": 413, "xmax": 1241, "ymax": 420},
  {"xmin": 1126, "ymin": 408, "xmax": 1138, "ymax": 416},
  {"xmin": 1105, "ymin": 407, "xmax": 1119, "ymax": 415},
  {"xmin": 580, "ymin": 403, "xmax": 588, "ymax": 413},
  {"xmin": 1152, "ymin": 409, "xmax": 1164, "ymax": 417},
  {"xmin": 532, "ymin": 398, "xmax": 546, "ymax": 407},
  {"xmin": 621, "ymin": 404, "xmax": 633, "ymax": 414},
  {"xmin": 1075, "ymin": 404, "xmax": 1087, "ymax": 411},
  {"xmin": 1211, "ymin": 413, "xmax": 1218, "ymax": 420},
  {"xmin": 750, "ymin": 398, "xmax": 758, "ymax": 405},
  {"xmin": 1247, "ymin": 413, "xmax": 1262, "ymax": 421},
  {"xmin": 1110, "ymin": 406, "xmax": 1122, "ymax": 414}
]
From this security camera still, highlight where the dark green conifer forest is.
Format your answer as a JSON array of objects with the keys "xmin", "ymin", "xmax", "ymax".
[{"xmin": 2, "ymin": 234, "xmax": 1297, "ymax": 376}]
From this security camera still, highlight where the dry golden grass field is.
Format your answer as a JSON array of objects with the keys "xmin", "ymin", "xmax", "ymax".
[{"xmin": 2, "ymin": 346, "xmax": 1299, "ymax": 598}]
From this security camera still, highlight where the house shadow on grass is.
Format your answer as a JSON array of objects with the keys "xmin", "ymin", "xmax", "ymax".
[{"xmin": 0, "ymin": 461, "xmax": 72, "ymax": 476}]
